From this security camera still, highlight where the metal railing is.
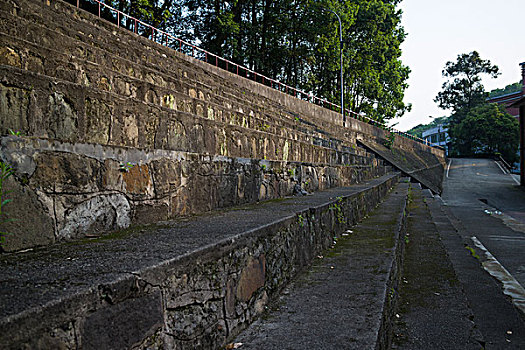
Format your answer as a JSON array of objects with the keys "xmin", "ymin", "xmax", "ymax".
[{"xmin": 69, "ymin": 0, "xmax": 443, "ymax": 151}]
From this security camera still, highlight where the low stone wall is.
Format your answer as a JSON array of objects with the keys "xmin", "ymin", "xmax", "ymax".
[
  {"xmin": 0, "ymin": 136, "xmax": 388, "ymax": 250},
  {"xmin": 0, "ymin": 174, "xmax": 400, "ymax": 349}
]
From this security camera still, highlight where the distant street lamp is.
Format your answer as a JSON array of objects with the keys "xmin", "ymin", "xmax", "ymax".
[{"xmin": 322, "ymin": 8, "xmax": 345, "ymax": 125}]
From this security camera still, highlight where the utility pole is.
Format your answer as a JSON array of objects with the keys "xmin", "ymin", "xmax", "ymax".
[{"xmin": 323, "ymin": 8, "xmax": 345, "ymax": 126}]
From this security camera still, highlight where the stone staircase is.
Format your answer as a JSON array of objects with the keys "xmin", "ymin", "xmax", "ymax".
[
  {"xmin": 0, "ymin": 173, "xmax": 401, "ymax": 349},
  {"xmin": 0, "ymin": 0, "xmax": 402, "ymax": 251},
  {"xmin": 0, "ymin": 1, "xmax": 448, "ymax": 349},
  {"xmin": 0, "ymin": 0, "xmax": 371, "ymax": 164}
]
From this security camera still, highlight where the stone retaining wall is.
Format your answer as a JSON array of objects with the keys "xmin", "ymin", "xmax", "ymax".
[
  {"xmin": 0, "ymin": 0, "xmax": 443, "ymax": 252},
  {"xmin": 0, "ymin": 174, "xmax": 400, "ymax": 349},
  {"xmin": 0, "ymin": 136, "xmax": 388, "ymax": 249}
]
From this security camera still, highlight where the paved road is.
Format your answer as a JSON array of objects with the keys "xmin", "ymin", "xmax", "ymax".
[{"xmin": 442, "ymin": 158, "xmax": 525, "ymax": 288}]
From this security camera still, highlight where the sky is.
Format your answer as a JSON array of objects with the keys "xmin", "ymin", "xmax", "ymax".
[{"xmin": 394, "ymin": 0, "xmax": 525, "ymax": 131}]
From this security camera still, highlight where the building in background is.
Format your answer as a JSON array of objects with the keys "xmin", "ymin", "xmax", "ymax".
[
  {"xmin": 422, "ymin": 124, "xmax": 449, "ymax": 154},
  {"xmin": 509, "ymin": 62, "xmax": 525, "ymax": 184},
  {"xmin": 487, "ymin": 62, "xmax": 525, "ymax": 118}
]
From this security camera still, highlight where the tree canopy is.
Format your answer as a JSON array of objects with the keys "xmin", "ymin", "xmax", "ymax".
[
  {"xmin": 434, "ymin": 51, "xmax": 519, "ymax": 163},
  {"xmin": 488, "ymin": 82, "xmax": 522, "ymax": 98},
  {"xmin": 75, "ymin": 0, "xmax": 411, "ymax": 123},
  {"xmin": 434, "ymin": 51, "xmax": 499, "ymax": 116},
  {"xmin": 452, "ymin": 104, "xmax": 518, "ymax": 163}
]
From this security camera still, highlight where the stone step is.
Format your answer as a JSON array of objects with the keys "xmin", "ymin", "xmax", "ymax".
[
  {"xmin": 0, "ymin": 64, "xmax": 378, "ymax": 169},
  {"xmin": 0, "ymin": 33, "xmax": 374, "ymax": 165},
  {"xmin": 0, "ymin": 172, "xmax": 401, "ymax": 349},
  {"xmin": 0, "ymin": 0, "xmax": 365, "ymax": 155},
  {"xmin": 233, "ymin": 180, "xmax": 409, "ymax": 349},
  {"xmin": 0, "ymin": 2, "xmax": 332, "ymax": 135}
]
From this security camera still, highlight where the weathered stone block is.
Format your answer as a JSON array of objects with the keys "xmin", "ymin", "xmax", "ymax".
[
  {"xmin": 0, "ymin": 176, "xmax": 54, "ymax": 252},
  {"xmin": 236, "ymin": 254, "xmax": 266, "ymax": 302},
  {"xmin": 0, "ymin": 84, "xmax": 29, "ymax": 134},
  {"xmin": 122, "ymin": 164, "xmax": 154, "ymax": 198},
  {"xmin": 31, "ymin": 152, "xmax": 102, "ymax": 193},
  {"xmin": 81, "ymin": 292, "xmax": 163, "ymax": 350},
  {"xmin": 0, "ymin": 46, "xmax": 21, "ymax": 68},
  {"xmin": 48, "ymin": 92, "xmax": 78, "ymax": 141},
  {"xmin": 56, "ymin": 193, "xmax": 131, "ymax": 239},
  {"xmin": 151, "ymin": 158, "xmax": 182, "ymax": 196},
  {"xmin": 85, "ymin": 98, "xmax": 111, "ymax": 144}
]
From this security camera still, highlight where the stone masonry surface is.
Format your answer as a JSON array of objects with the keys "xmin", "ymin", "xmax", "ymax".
[
  {"xmin": 0, "ymin": 173, "xmax": 399, "ymax": 349},
  {"xmin": 235, "ymin": 181, "xmax": 409, "ymax": 349},
  {"xmin": 0, "ymin": 0, "xmax": 444, "ymax": 251}
]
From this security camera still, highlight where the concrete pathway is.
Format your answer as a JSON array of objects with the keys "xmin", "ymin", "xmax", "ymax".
[
  {"xmin": 393, "ymin": 184, "xmax": 481, "ymax": 349},
  {"xmin": 235, "ymin": 182, "xmax": 409, "ymax": 349}
]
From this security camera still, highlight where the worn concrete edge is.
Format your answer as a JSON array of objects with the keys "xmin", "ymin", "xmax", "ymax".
[
  {"xmin": 375, "ymin": 181, "xmax": 409, "ymax": 349},
  {"xmin": 0, "ymin": 135, "xmax": 372, "ymax": 169},
  {"xmin": 470, "ymin": 236, "xmax": 525, "ymax": 315},
  {"xmin": 357, "ymin": 140, "xmax": 444, "ymax": 195},
  {"xmin": 0, "ymin": 173, "xmax": 401, "ymax": 342}
]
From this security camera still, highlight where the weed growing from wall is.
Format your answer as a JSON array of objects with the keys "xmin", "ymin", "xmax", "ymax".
[
  {"xmin": 384, "ymin": 131, "xmax": 396, "ymax": 149},
  {"xmin": 119, "ymin": 162, "xmax": 134, "ymax": 172},
  {"xmin": 330, "ymin": 196, "xmax": 345, "ymax": 224}
]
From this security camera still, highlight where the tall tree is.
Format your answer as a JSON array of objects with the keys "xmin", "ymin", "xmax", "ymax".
[
  {"xmin": 434, "ymin": 51, "xmax": 500, "ymax": 116},
  {"xmin": 435, "ymin": 51, "xmax": 502, "ymax": 156}
]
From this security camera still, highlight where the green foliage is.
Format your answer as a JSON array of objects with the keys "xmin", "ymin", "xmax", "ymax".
[
  {"xmin": 119, "ymin": 162, "xmax": 134, "ymax": 172},
  {"xmin": 8, "ymin": 129, "xmax": 22, "ymax": 136},
  {"xmin": 434, "ymin": 52, "xmax": 516, "ymax": 158},
  {"xmin": 298, "ymin": 214, "xmax": 304, "ymax": 227},
  {"xmin": 450, "ymin": 103, "xmax": 519, "ymax": 163},
  {"xmin": 435, "ymin": 51, "xmax": 500, "ymax": 116},
  {"xmin": 384, "ymin": 131, "xmax": 395, "ymax": 149},
  {"xmin": 465, "ymin": 245, "xmax": 480, "ymax": 260},
  {"xmin": 0, "ymin": 161, "xmax": 15, "ymax": 247},
  {"xmin": 330, "ymin": 196, "xmax": 345, "ymax": 224},
  {"xmin": 488, "ymin": 82, "xmax": 522, "ymax": 98}
]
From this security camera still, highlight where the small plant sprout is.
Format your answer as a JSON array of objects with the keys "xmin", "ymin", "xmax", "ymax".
[
  {"xmin": 119, "ymin": 162, "xmax": 134, "ymax": 172},
  {"xmin": 330, "ymin": 197, "xmax": 345, "ymax": 224},
  {"xmin": 8, "ymin": 129, "xmax": 22, "ymax": 137},
  {"xmin": 298, "ymin": 214, "xmax": 304, "ymax": 227}
]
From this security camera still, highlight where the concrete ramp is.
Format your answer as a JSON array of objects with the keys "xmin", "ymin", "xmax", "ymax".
[{"xmin": 358, "ymin": 139, "xmax": 445, "ymax": 194}]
